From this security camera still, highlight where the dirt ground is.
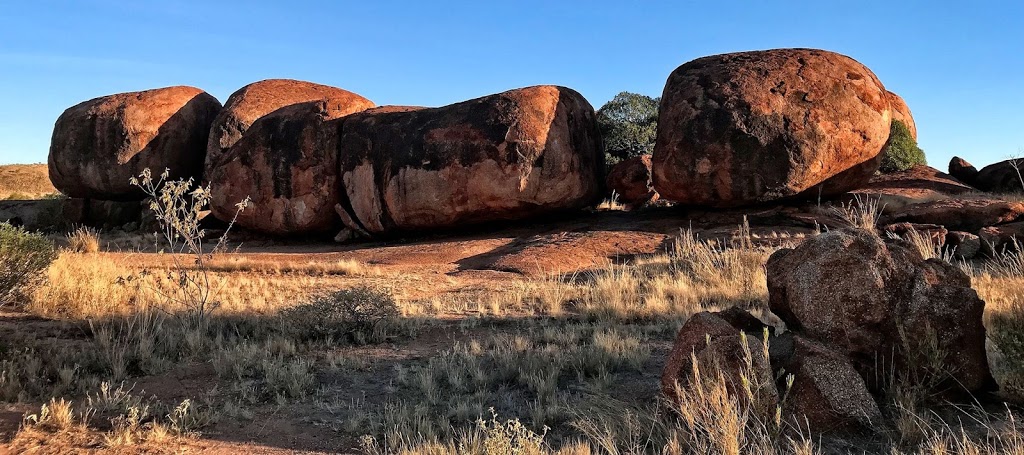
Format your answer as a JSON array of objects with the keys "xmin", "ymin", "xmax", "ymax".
[{"xmin": 0, "ymin": 205, "xmax": 839, "ymax": 453}]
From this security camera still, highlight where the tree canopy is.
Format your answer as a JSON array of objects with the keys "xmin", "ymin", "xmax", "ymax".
[{"xmin": 596, "ymin": 92, "xmax": 659, "ymax": 162}]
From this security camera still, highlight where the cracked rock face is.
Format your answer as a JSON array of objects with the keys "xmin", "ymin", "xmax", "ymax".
[
  {"xmin": 333, "ymin": 86, "xmax": 604, "ymax": 234},
  {"xmin": 652, "ymin": 48, "xmax": 893, "ymax": 207},
  {"xmin": 48, "ymin": 86, "xmax": 222, "ymax": 200},
  {"xmin": 207, "ymin": 101, "xmax": 354, "ymax": 234}
]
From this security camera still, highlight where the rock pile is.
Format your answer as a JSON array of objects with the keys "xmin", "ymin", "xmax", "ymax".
[{"xmin": 663, "ymin": 228, "xmax": 995, "ymax": 433}]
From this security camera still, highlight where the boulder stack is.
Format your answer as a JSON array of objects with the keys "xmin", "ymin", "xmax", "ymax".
[
  {"xmin": 652, "ymin": 48, "xmax": 893, "ymax": 207},
  {"xmin": 48, "ymin": 86, "xmax": 221, "ymax": 200},
  {"xmin": 205, "ymin": 79, "xmax": 374, "ymax": 166}
]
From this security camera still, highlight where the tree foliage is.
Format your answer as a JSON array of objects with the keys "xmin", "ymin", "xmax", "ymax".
[
  {"xmin": 879, "ymin": 120, "xmax": 927, "ymax": 173},
  {"xmin": 596, "ymin": 92, "xmax": 659, "ymax": 162}
]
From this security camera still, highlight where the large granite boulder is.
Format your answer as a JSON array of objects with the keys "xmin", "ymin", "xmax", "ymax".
[
  {"xmin": 652, "ymin": 48, "xmax": 892, "ymax": 207},
  {"xmin": 886, "ymin": 90, "xmax": 917, "ymax": 140},
  {"xmin": 767, "ymin": 228, "xmax": 995, "ymax": 394},
  {"xmin": 48, "ymin": 86, "xmax": 221, "ymax": 200},
  {"xmin": 333, "ymin": 86, "xmax": 604, "ymax": 235},
  {"xmin": 207, "ymin": 101, "xmax": 350, "ymax": 234},
  {"xmin": 205, "ymin": 79, "xmax": 374, "ymax": 167}
]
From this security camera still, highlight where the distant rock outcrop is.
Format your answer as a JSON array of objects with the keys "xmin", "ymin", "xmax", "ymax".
[
  {"xmin": 606, "ymin": 155, "xmax": 657, "ymax": 208},
  {"xmin": 975, "ymin": 159, "xmax": 1024, "ymax": 194},
  {"xmin": 652, "ymin": 48, "xmax": 893, "ymax": 207},
  {"xmin": 333, "ymin": 85, "xmax": 604, "ymax": 237},
  {"xmin": 48, "ymin": 86, "xmax": 221, "ymax": 200},
  {"xmin": 948, "ymin": 156, "xmax": 979, "ymax": 186}
]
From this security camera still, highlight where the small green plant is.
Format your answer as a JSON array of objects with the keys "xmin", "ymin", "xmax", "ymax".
[
  {"xmin": 0, "ymin": 222, "xmax": 57, "ymax": 307},
  {"xmin": 281, "ymin": 285, "xmax": 401, "ymax": 344},
  {"xmin": 880, "ymin": 120, "xmax": 927, "ymax": 173}
]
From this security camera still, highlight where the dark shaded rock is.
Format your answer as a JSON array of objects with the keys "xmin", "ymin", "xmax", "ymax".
[
  {"xmin": 767, "ymin": 228, "xmax": 995, "ymax": 395},
  {"xmin": 975, "ymin": 159, "xmax": 1024, "ymax": 194},
  {"xmin": 48, "ymin": 86, "xmax": 222, "ymax": 200},
  {"xmin": 948, "ymin": 157, "xmax": 979, "ymax": 186},
  {"xmin": 946, "ymin": 231, "xmax": 982, "ymax": 259},
  {"xmin": 883, "ymin": 222, "xmax": 948, "ymax": 246},
  {"xmin": 334, "ymin": 85, "xmax": 604, "ymax": 235},
  {"xmin": 652, "ymin": 48, "xmax": 892, "ymax": 207},
  {"xmin": 661, "ymin": 311, "xmax": 777, "ymax": 416},
  {"xmin": 606, "ymin": 155, "xmax": 657, "ymax": 208}
]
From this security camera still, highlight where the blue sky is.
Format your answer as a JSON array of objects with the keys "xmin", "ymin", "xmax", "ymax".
[{"xmin": 1, "ymin": 1, "xmax": 1022, "ymax": 168}]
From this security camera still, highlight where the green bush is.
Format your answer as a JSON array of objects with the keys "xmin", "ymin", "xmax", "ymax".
[
  {"xmin": 281, "ymin": 286, "xmax": 401, "ymax": 344},
  {"xmin": 879, "ymin": 120, "xmax": 926, "ymax": 173},
  {"xmin": 0, "ymin": 222, "xmax": 57, "ymax": 306}
]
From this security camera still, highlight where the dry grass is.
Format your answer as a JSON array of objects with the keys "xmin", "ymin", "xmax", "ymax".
[
  {"xmin": 0, "ymin": 163, "xmax": 57, "ymax": 200},
  {"xmin": 10, "ymin": 216, "xmax": 1024, "ymax": 453},
  {"xmin": 65, "ymin": 226, "xmax": 100, "ymax": 253}
]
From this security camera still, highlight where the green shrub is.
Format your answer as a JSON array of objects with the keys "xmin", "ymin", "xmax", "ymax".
[
  {"xmin": 0, "ymin": 222, "xmax": 57, "ymax": 306},
  {"xmin": 281, "ymin": 286, "xmax": 401, "ymax": 344},
  {"xmin": 879, "ymin": 120, "xmax": 926, "ymax": 173}
]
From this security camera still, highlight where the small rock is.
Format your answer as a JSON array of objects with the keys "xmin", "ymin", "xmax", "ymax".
[{"xmin": 948, "ymin": 157, "xmax": 979, "ymax": 186}]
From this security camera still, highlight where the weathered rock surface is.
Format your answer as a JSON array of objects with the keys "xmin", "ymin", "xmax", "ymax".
[
  {"xmin": 208, "ymin": 101, "xmax": 349, "ymax": 234},
  {"xmin": 767, "ymin": 228, "xmax": 995, "ymax": 394},
  {"xmin": 652, "ymin": 48, "xmax": 892, "ymax": 207},
  {"xmin": 886, "ymin": 90, "xmax": 917, "ymax": 140},
  {"xmin": 975, "ymin": 159, "xmax": 1024, "ymax": 194},
  {"xmin": 606, "ymin": 155, "xmax": 657, "ymax": 208},
  {"xmin": 661, "ymin": 311, "xmax": 776, "ymax": 415},
  {"xmin": 849, "ymin": 165, "xmax": 973, "ymax": 213},
  {"xmin": 883, "ymin": 197, "xmax": 1024, "ymax": 232},
  {"xmin": 334, "ymin": 85, "xmax": 603, "ymax": 235},
  {"xmin": 946, "ymin": 231, "xmax": 982, "ymax": 259},
  {"xmin": 205, "ymin": 79, "xmax": 374, "ymax": 167},
  {"xmin": 979, "ymin": 222, "xmax": 1024, "ymax": 255},
  {"xmin": 948, "ymin": 157, "xmax": 979, "ymax": 186},
  {"xmin": 48, "ymin": 86, "xmax": 221, "ymax": 200},
  {"xmin": 771, "ymin": 334, "xmax": 882, "ymax": 432}
]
